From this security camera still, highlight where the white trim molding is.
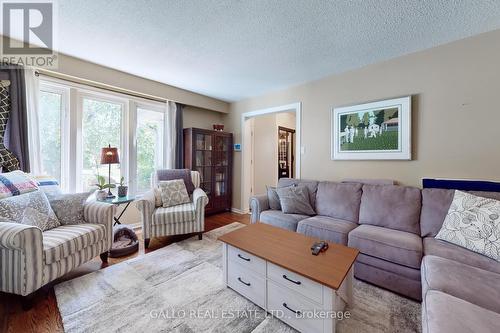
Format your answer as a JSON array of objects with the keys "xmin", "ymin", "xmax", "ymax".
[
  {"xmin": 240, "ymin": 102, "xmax": 302, "ymax": 212},
  {"xmin": 231, "ymin": 207, "xmax": 250, "ymax": 215}
]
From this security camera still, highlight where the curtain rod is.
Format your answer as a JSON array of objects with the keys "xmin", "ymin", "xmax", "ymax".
[{"xmin": 34, "ymin": 69, "xmax": 167, "ymax": 104}]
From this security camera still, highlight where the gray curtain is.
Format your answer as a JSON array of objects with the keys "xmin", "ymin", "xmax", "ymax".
[
  {"xmin": 0, "ymin": 64, "xmax": 30, "ymax": 172},
  {"xmin": 175, "ymin": 103, "xmax": 184, "ymax": 168}
]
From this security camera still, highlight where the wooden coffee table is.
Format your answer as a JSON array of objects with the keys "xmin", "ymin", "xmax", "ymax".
[{"xmin": 218, "ymin": 223, "xmax": 359, "ymax": 333}]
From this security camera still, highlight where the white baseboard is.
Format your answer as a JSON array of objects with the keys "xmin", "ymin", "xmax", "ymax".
[{"xmin": 231, "ymin": 207, "xmax": 250, "ymax": 215}]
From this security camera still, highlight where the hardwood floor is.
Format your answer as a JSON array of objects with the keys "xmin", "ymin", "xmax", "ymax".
[{"xmin": 0, "ymin": 212, "xmax": 250, "ymax": 333}]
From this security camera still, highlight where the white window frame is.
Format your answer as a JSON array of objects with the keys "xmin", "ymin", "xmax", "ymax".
[
  {"xmin": 38, "ymin": 78, "xmax": 167, "ymax": 195},
  {"xmin": 77, "ymin": 91, "xmax": 129, "ymax": 192},
  {"xmin": 38, "ymin": 82, "xmax": 70, "ymax": 192},
  {"xmin": 132, "ymin": 101, "xmax": 168, "ymax": 195}
]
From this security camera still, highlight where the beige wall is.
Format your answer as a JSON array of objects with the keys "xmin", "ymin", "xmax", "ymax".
[
  {"xmin": 247, "ymin": 112, "xmax": 296, "ymax": 203},
  {"xmin": 183, "ymin": 106, "xmax": 226, "ymax": 130},
  {"xmin": 253, "ymin": 114, "xmax": 279, "ymax": 195},
  {"xmin": 49, "ymin": 53, "xmax": 229, "ymax": 113},
  {"xmin": 227, "ymin": 29, "xmax": 500, "ymax": 210}
]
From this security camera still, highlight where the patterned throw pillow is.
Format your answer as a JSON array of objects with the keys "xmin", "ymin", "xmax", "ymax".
[
  {"xmin": 436, "ymin": 190, "xmax": 500, "ymax": 261},
  {"xmin": 49, "ymin": 192, "xmax": 91, "ymax": 225},
  {"xmin": 159, "ymin": 179, "xmax": 191, "ymax": 208},
  {"xmin": 0, "ymin": 190, "xmax": 60, "ymax": 231},
  {"xmin": 276, "ymin": 185, "xmax": 316, "ymax": 216}
]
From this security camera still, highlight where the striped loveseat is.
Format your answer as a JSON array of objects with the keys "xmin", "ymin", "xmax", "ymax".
[
  {"xmin": 136, "ymin": 170, "xmax": 209, "ymax": 249},
  {"xmin": 0, "ymin": 188, "xmax": 115, "ymax": 304}
]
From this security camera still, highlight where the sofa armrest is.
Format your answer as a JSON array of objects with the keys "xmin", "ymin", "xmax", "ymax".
[
  {"xmin": 135, "ymin": 190, "xmax": 156, "ymax": 239},
  {"xmin": 250, "ymin": 194, "xmax": 270, "ymax": 224},
  {"xmin": 0, "ymin": 222, "xmax": 44, "ymax": 295},
  {"xmin": 193, "ymin": 188, "xmax": 209, "ymax": 210},
  {"xmin": 0, "ymin": 222, "xmax": 42, "ymax": 250},
  {"xmin": 136, "ymin": 189, "xmax": 156, "ymax": 213},
  {"xmin": 193, "ymin": 188, "xmax": 209, "ymax": 227},
  {"xmin": 83, "ymin": 201, "xmax": 116, "ymax": 250}
]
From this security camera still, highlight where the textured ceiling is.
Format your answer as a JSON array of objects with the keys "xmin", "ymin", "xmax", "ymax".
[{"xmin": 37, "ymin": 1, "xmax": 500, "ymax": 101}]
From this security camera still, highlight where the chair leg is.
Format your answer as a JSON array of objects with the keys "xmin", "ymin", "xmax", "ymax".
[
  {"xmin": 145, "ymin": 238, "xmax": 150, "ymax": 249},
  {"xmin": 198, "ymin": 233, "xmax": 203, "ymax": 240},
  {"xmin": 100, "ymin": 252, "xmax": 109, "ymax": 263}
]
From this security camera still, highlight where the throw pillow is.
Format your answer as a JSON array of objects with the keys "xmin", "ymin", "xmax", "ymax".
[
  {"xmin": 49, "ymin": 192, "xmax": 91, "ymax": 225},
  {"xmin": 0, "ymin": 190, "xmax": 60, "ymax": 231},
  {"xmin": 267, "ymin": 186, "xmax": 281, "ymax": 210},
  {"xmin": 276, "ymin": 185, "xmax": 316, "ymax": 216},
  {"xmin": 156, "ymin": 169, "xmax": 195, "ymax": 194},
  {"xmin": 436, "ymin": 190, "xmax": 500, "ymax": 262},
  {"xmin": 159, "ymin": 179, "xmax": 191, "ymax": 208}
]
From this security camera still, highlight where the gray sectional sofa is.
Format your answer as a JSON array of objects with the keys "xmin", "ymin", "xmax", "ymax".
[{"xmin": 250, "ymin": 178, "xmax": 500, "ymax": 333}]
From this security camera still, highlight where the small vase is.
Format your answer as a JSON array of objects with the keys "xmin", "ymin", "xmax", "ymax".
[
  {"xmin": 118, "ymin": 185, "xmax": 128, "ymax": 197},
  {"xmin": 96, "ymin": 190, "xmax": 107, "ymax": 201}
]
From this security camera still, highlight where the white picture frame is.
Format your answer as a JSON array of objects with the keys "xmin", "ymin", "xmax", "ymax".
[{"xmin": 331, "ymin": 96, "xmax": 411, "ymax": 160}]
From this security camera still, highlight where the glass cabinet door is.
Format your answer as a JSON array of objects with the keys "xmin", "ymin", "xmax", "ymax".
[
  {"xmin": 194, "ymin": 133, "xmax": 213, "ymax": 199},
  {"xmin": 214, "ymin": 167, "xmax": 227, "ymax": 197}
]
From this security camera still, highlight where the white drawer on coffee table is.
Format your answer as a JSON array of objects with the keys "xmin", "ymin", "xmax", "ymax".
[
  {"xmin": 228, "ymin": 245, "xmax": 266, "ymax": 275},
  {"xmin": 227, "ymin": 261, "xmax": 266, "ymax": 309},
  {"xmin": 268, "ymin": 262, "xmax": 323, "ymax": 304},
  {"xmin": 267, "ymin": 280, "xmax": 324, "ymax": 333}
]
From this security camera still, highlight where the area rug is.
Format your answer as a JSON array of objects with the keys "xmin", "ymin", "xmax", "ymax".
[{"xmin": 55, "ymin": 222, "xmax": 421, "ymax": 333}]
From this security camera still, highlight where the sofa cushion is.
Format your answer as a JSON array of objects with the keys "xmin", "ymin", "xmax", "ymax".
[
  {"xmin": 420, "ymin": 188, "xmax": 500, "ymax": 237},
  {"xmin": 297, "ymin": 216, "xmax": 358, "ymax": 245},
  {"xmin": 152, "ymin": 203, "xmax": 195, "ymax": 225},
  {"xmin": 420, "ymin": 188, "xmax": 454, "ymax": 237},
  {"xmin": 422, "ymin": 290, "xmax": 500, "ymax": 333},
  {"xmin": 422, "ymin": 255, "xmax": 500, "ymax": 314},
  {"xmin": 277, "ymin": 178, "xmax": 318, "ymax": 208},
  {"xmin": 43, "ymin": 224, "xmax": 106, "ymax": 264},
  {"xmin": 315, "ymin": 182, "xmax": 362, "ymax": 222},
  {"xmin": 357, "ymin": 253, "xmax": 421, "ymax": 281},
  {"xmin": 348, "ymin": 224, "xmax": 422, "ymax": 269},
  {"xmin": 423, "ymin": 237, "xmax": 500, "ymax": 274},
  {"xmin": 260, "ymin": 210, "xmax": 308, "ymax": 231},
  {"xmin": 359, "ymin": 184, "xmax": 422, "ymax": 234},
  {"xmin": 354, "ymin": 261, "xmax": 422, "ymax": 301}
]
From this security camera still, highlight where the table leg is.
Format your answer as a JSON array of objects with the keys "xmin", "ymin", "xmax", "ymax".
[{"xmin": 113, "ymin": 201, "xmax": 132, "ymax": 226}]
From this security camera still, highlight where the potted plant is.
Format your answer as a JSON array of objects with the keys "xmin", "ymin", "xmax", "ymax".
[
  {"xmin": 117, "ymin": 176, "xmax": 128, "ymax": 197},
  {"xmin": 94, "ymin": 175, "xmax": 115, "ymax": 200}
]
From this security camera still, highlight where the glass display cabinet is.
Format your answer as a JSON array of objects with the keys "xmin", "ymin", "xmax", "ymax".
[{"xmin": 184, "ymin": 128, "xmax": 233, "ymax": 214}]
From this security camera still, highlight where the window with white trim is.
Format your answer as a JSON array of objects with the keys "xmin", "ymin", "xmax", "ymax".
[{"xmin": 36, "ymin": 78, "xmax": 167, "ymax": 195}]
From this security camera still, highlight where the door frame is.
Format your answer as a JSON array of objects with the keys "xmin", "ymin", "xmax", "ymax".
[{"xmin": 240, "ymin": 102, "xmax": 302, "ymax": 213}]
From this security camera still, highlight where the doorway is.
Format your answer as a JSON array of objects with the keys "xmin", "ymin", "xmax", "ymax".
[{"xmin": 240, "ymin": 103, "xmax": 301, "ymax": 213}]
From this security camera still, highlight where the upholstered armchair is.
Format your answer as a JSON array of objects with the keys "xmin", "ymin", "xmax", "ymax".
[
  {"xmin": 136, "ymin": 170, "xmax": 209, "ymax": 249},
  {"xmin": 0, "ymin": 193, "xmax": 115, "ymax": 305}
]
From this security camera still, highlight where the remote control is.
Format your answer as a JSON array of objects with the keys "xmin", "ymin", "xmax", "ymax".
[{"xmin": 311, "ymin": 241, "xmax": 329, "ymax": 255}]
